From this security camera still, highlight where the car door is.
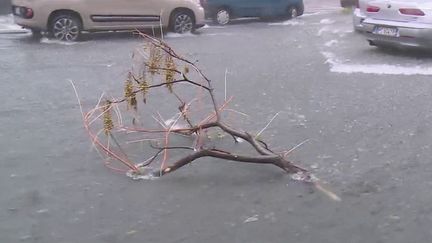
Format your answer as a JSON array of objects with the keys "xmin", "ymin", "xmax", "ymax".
[
  {"xmin": 236, "ymin": 0, "xmax": 283, "ymax": 17},
  {"xmin": 86, "ymin": 0, "xmax": 163, "ymax": 29},
  {"xmin": 262, "ymin": 0, "xmax": 288, "ymax": 16},
  {"xmin": 236, "ymin": 0, "xmax": 263, "ymax": 17}
]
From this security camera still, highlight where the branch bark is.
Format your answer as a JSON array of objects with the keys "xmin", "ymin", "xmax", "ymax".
[{"xmin": 152, "ymin": 149, "xmax": 306, "ymax": 177}]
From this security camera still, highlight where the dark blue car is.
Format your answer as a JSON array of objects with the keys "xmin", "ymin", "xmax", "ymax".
[{"xmin": 201, "ymin": 0, "xmax": 304, "ymax": 25}]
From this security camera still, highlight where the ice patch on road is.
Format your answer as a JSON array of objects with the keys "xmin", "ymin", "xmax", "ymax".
[
  {"xmin": 317, "ymin": 26, "xmax": 353, "ymax": 37},
  {"xmin": 165, "ymin": 32, "xmax": 197, "ymax": 38},
  {"xmin": 325, "ymin": 40, "xmax": 339, "ymax": 47},
  {"xmin": 320, "ymin": 18, "xmax": 335, "ymax": 24},
  {"xmin": 204, "ymin": 32, "xmax": 234, "ymax": 36},
  {"xmin": 0, "ymin": 14, "xmax": 18, "ymax": 28},
  {"xmin": 126, "ymin": 170, "xmax": 158, "ymax": 181},
  {"xmin": 243, "ymin": 215, "xmax": 259, "ymax": 223},
  {"xmin": 269, "ymin": 20, "xmax": 304, "ymax": 26},
  {"xmin": 40, "ymin": 37, "xmax": 81, "ymax": 45},
  {"xmin": 301, "ymin": 12, "xmax": 326, "ymax": 17},
  {"xmin": 36, "ymin": 209, "xmax": 49, "ymax": 214},
  {"xmin": 165, "ymin": 32, "xmax": 234, "ymax": 38},
  {"xmin": 202, "ymin": 25, "xmax": 226, "ymax": 29},
  {"xmin": 0, "ymin": 14, "xmax": 29, "ymax": 33},
  {"xmin": 317, "ymin": 26, "xmax": 329, "ymax": 36},
  {"xmin": 322, "ymin": 51, "xmax": 432, "ymax": 75}
]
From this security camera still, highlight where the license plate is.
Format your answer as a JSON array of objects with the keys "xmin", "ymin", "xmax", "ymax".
[{"xmin": 373, "ymin": 26, "xmax": 398, "ymax": 37}]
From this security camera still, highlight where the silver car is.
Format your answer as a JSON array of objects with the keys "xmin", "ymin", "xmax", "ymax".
[{"xmin": 359, "ymin": 0, "xmax": 432, "ymax": 48}]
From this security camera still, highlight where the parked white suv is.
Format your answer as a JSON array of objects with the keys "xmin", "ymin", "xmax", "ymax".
[{"xmin": 12, "ymin": 0, "xmax": 206, "ymax": 41}]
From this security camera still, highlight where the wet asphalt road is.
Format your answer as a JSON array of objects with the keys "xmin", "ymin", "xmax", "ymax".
[{"xmin": 2, "ymin": 10, "xmax": 432, "ymax": 243}]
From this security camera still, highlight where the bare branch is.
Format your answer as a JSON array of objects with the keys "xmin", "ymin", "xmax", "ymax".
[
  {"xmin": 79, "ymin": 32, "xmax": 337, "ymax": 199},
  {"xmin": 152, "ymin": 149, "xmax": 307, "ymax": 177}
]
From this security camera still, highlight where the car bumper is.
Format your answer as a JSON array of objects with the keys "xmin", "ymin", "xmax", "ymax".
[
  {"xmin": 13, "ymin": 16, "xmax": 40, "ymax": 30},
  {"xmin": 195, "ymin": 23, "xmax": 205, "ymax": 29},
  {"xmin": 353, "ymin": 8, "xmax": 366, "ymax": 32},
  {"xmin": 12, "ymin": 4, "xmax": 45, "ymax": 30},
  {"xmin": 195, "ymin": 7, "xmax": 206, "ymax": 26},
  {"xmin": 361, "ymin": 19, "xmax": 432, "ymax": 48}
]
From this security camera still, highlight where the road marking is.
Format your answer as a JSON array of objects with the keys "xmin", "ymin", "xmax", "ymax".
[{"xmin": 322, "ymin": 52, "xmax": 432, "ymax": 75}]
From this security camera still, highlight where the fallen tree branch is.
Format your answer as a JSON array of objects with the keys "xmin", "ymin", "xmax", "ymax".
[
  {"xmin": 151, "ymin": 149, "xmax": 307, "ymax": 177},
  {"xmin": 78, "ymin": 33, "xmax": 340, "ymax": 201}
]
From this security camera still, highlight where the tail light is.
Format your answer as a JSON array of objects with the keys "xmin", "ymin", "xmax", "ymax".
[
  {"xmin": 366, "ymin": 5, "xmax": 380, "ymax": 12},
  {"xmin": 199, "ymin": 0, "xmax": 207, "ymax": 7},
  {"xmin": 25, "ymin": 8, "xmax": 33, "ymax": 18},
  {"xmin": 12, "ymin": 6, "xmax": 33, "ymax": 19},
  {"xmin": 399, "ymin": 8, "xmax": 425, "ymax": 16}
]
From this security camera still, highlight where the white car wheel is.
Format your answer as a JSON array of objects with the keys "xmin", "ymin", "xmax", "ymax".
[
  {"xmin": 173, "ymin": 12, "xmax": 194, "ymax": 33},
  {"xmin": 287, "ymin": 7, "xmax": 298, "ymax": 19},
  {"xmin": 51, "ymin": 15, "xmax": 81, "ymax": 41},
  {"xmin": 215, "ymin": 9, "xmax": 230, "ymax": 25}
]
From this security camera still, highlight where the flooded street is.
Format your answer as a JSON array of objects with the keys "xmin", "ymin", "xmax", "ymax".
[{"xmin": 2, "ymin": 1, "xmax": 432, "ymax": 243}]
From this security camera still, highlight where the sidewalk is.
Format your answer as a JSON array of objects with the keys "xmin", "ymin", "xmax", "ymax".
[{"xmin": 0, "ymin": 14, "xmax": 29, "ymax": 34}]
